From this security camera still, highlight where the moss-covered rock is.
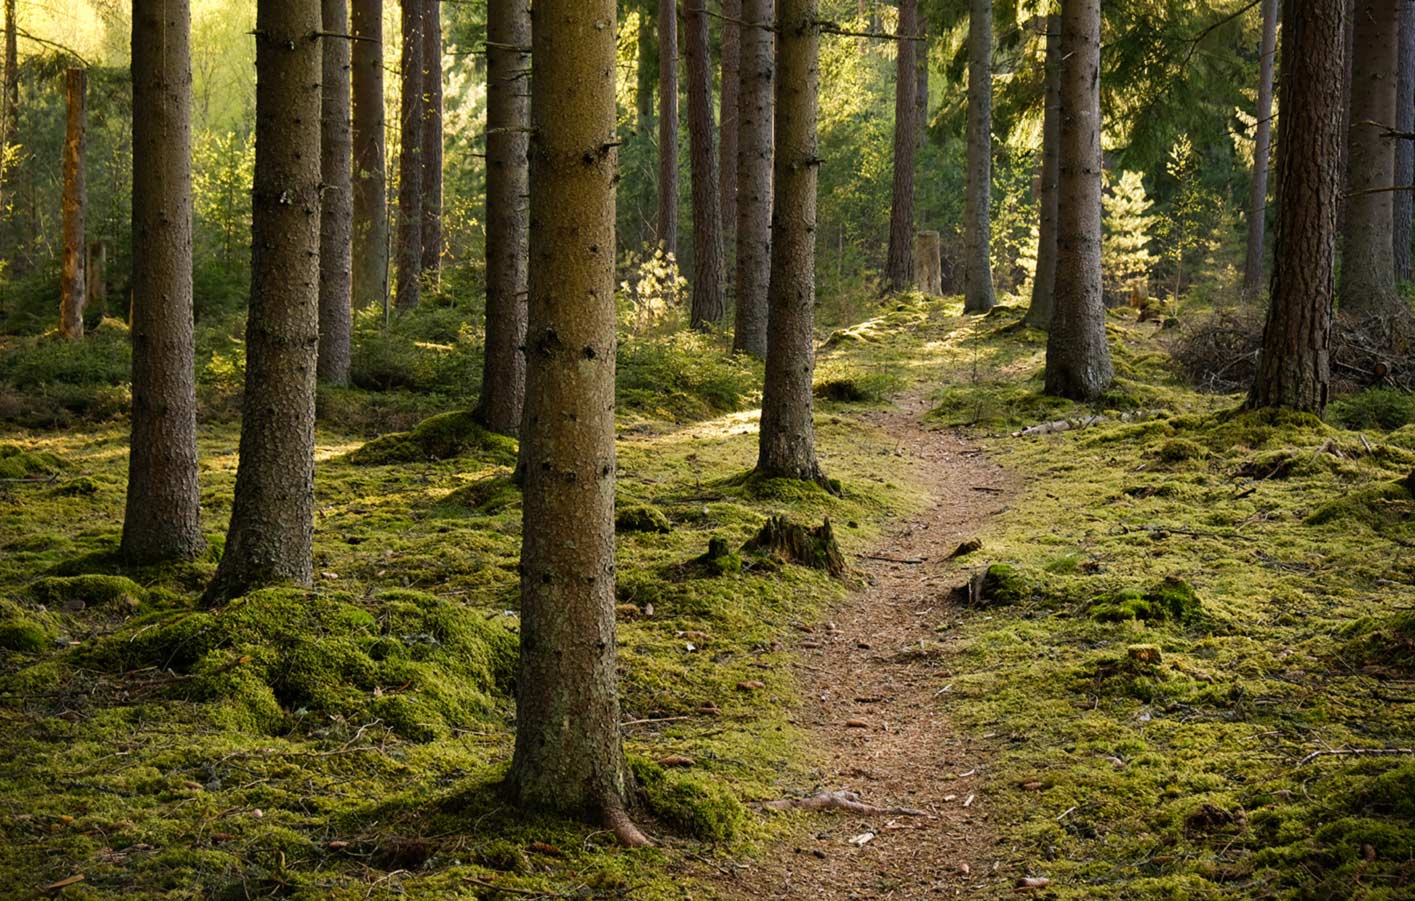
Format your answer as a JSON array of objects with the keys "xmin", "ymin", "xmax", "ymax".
[
  {"xmin": 1156, "ymin": 438, "xmax": 1208, "ymax": 464},
  {"xmin": 438, "ymin": 473, "xmax": 521, "ymax": 515},
  {"xmin": 1305, "ymin": 480, "xmax": 1413, "ymax": 528},
  {"xmin": 1089, "ymin": 577, "xmax": 1202, "ymax": 624},
  {"xmin": 616, "ymin": 501, "xmax": 672, "ymax": 534},
  {"xmin": 0, "ymin": 599, "xmax": 58, "ymax": 652},
  {"xmin": 1340, "ymin": 611, "xmax": 1415, "ymax": 673},
  {"xmin": 343, "ymin": 410, "xmax": 518, "ymax": 466},
  {"xmin": 26, "ymin": 574, "xmax": 149, "ymax": 612}
]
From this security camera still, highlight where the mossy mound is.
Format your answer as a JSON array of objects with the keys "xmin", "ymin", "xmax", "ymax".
[
  {"xmin": 632, "ymin": 758, "xmax": 747, "ymax": 842},
  {"xmin": 1340, "ymin": 611, "xmax": 1415, "ymax": 673},
  {"xmin": 616, "ymin": 501, "xmax": 672, "ymax": 534},
  {"xmin": 1155, "ymin": 438, "xmax": 1208, "ymax": 464},
  {"xmin": 343, "ymin": 410, "xmax": 518, "ymax": 466},
  {"xmin": 0, "ymin": 598, "xmax": 60, "ymax": 652},
  {"xmin": 812, "ymin": 366, "xmax": 899, "ymax": 404},
  {"xmin": 962, "ymin": 563, "xmax": 1034, "ymax": 608},
  {"xmin": 1328, "ymin": 388, "xmax": 1414, "ymax": 432},
  {"xmin": 53, "ymin": 475, "xmax": 101, "ymax": 496},
  {"xmin": 723, "ymin": 470, "xmax": 844, "ymax": 502},
  {"xmin": 676, "ymin": 536, "xmax": 743, "ymax": 579},
  {"xmin": 1089, "ymin": 577, "xmax": 1202, "ymax": 624},
  {"xmin": 438, "ymin": 473, "xmax": 521, "ymax": 516},
  {"xmin": 1305, "ymin": 480, "xmax": 1413, "ymax": 528},
  {"xmin": 0, "ymin": 443, "xmax": 68, "ymax": 479},
  {"xmin": 26, "ymin": 574, "xmax": 149, "ymax": 613}
]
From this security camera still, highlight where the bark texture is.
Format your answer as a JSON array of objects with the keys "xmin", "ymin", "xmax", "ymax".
[
  {"xmin": 720, "ymin": 0, "xmax": 740, "ymax": 251},
  {"xmin": 657, "ymin": 0, "xmax": 679, "ymax": 255},
  {"xmin": 0, "ymin": 0, "xmax": 14, "ymax": 224},
  {"xmin": 916, "ymin": 16, "xmax": 929, "ymax": 149},
  {"xmin": 508, "ymin": 0, "xmax": 643, "ymax": 843},
  {"xmin": 1242, "ymin": 0, "xmax": 1280, "ymax": 300},
  {"xmin": 477, "ymin": 0, "xmax": 530, "ymax": 437},
  {"xmin": 1339, "ymin": 0, "xmax": 1401, "ymax": 316},
  {"xmin": 319, "ymin": 0, "xmax": 353, "ymax": 386},
  {"xmin": 1026, "ymin": 14, "xmax": 1061, "ymax": 329},
  {"xmin": 685, "ymin": 0, "xmax": 725, "ymax": 328},
  {"xmin": 732, "ymin": 0, "xmax": 773, "ymax": 358},
  {"xmin": 60, "ymin": 69, "xmax": 87, "ymax": 340},
  {"xmin": 205, "ymin": 0, "xmax": 322, "ymax": 604},
  {"xmin": 1396, "ymin": 0, "xmax": 1415, "ymax": 281},
  {"xmin": 395, "ymin": 0, "xmax": 424, "ymax": 309},
  {"xmin": 123, "ymin": 0, "xmax": 204, "ymax": 564},
  {"xmin": 885, "ymin": 0, "xmax": 917, "ymax": 293},
  {"xmin": 350, "ymin": 0, "xmax": 388, "ymax": 310},
  {"xmin": 914, "ymin": 230, "xmax": 942, "ymax": 294},
  {"xmin": 1043, "ymin": 0, "xmax": 1113, "ymax": 400},
  {"xmin": 420, "ymin": 0, "xmax": 442, "ymax": 275},
  {"xmin": 963, "ymin": 0, "xmax": 995, "ymax": 313},
  {"xmin": 1248, "ymin": 0, "xmax": 1345, "ymax": 412}
]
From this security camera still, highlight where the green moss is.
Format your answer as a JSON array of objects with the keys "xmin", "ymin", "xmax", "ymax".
[
  {"xmin": 1155, "ymin": 438, "xmax": 1208, "ymax": 464},
  {"xmin": 0, "ymin": 599, "xmax": 57, "ymax": 652},
  {"xmin": 1089, "ymin": 578, "xmax": 1202, "ymax": 624},
  {"xmin": 0, "ymin": 443, "xmax": 68, "ymax": 479},
  {"xmin": 981, "ymin": 563, "xmax": 1031, "ymax": 605},
  {"xmin": 1341, "ymin": 611, "xmax": 1415, "ymax": 673},
  {"xmin": 616, "ymin": 501, "xmax": 672, "ymax": 534},
  {"xmin": 1305, "ymin": 480, "xmax": 1413, "ymax": 528},
  {"xmin": 52, "ymin": 475, "xmax": 100, "ymax": 496},
  {"xmin": 343, "ymin": 410, "xmax": 519, "ymax": 465},
  {"xmin": 437, "ymin": 473, "xmax": 521, "ymax": 516},
  {"xmin": 1328, "ymin": 388, "xmax": 1414, "ymax": 431},
  {"xmin": 633, "ymin": 758, "xmax": 747, "ymax": 842},
  {"xmin": 27, "ymin": 574, "xmax": 149, "ymax": 612}
]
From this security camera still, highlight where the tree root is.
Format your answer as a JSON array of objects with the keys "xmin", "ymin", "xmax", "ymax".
[
  {"xmin": 603, "ymin": 804, "xmax": 654, "ymax": 847},
  {"xmin": 756, "ymin": 789, "xmax": 931, "ymax": 818}
]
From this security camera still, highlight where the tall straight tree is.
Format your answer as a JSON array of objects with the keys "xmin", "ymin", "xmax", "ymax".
[
  {"xmin": 885, "ymin": 0, "xmax": 917, "ymax": 293},
  {"xmin": 720, "ymin": 0, "xmax": 741, "ymax": 252},
  {"xmin": 0, "ymin": 0, "xmax": 14, "ymax": 225},
  {"xmin": 1339, "ymin": 0, "xmax": 1400, "ymax": 317},
  {"xmin": 757, "ymin": 0, "xmax": 830, "ymax": 486},
  {"xmin": 684, "ymin": 0, "xmax": 725, "ymax": 327},
  {"xmin": 507, "ymin": 0, "xmax": 648, "ymax": 847},
  {"xmin": 1249, "ymin": 0, "xmax": 1345, "ymax": 411},
  {"xmin": 1043, "ymin": 0, "xmax": 1113, "ymax": 400},
  {"xmin": 916, "ymin": 16, "xmax": 929, "ymax": 149},
  {"xmin": 1026, "ymin": 13, "xmax": 1061, "ymax": 330},
  {"xmin": 732, "ymin": 0, "xmax": 773, "ymax": 358},
  {"xmin": 204, "ymin": 0, "xmax": 322, "ymax": 605},
  {"xmin": 657, "ymin": 0, "xmax": 678, "ymax": 255},
  {"xmin": 1242, "ymin": 0, "xmax": 1280, "ymax": 301},
  {"xmin": 122, "ymin": 0, "xmax": 204, "ymax": 564},
  {"xmin": 395, "ymin": 0, "xmax": 424, "ymax": 309},
  {"xmin": 350, "ymin": 0, "xmax": 388, "ymax": 310},
  {"xmin": 1395, "ymin": 0, "xmax": 1415, "ymax": 281},
  {"xmin": 319, "ymin": 0, "xmax": 353, "ymax": 386},
  {"xmin": 60, "ymin": 69, "xmax": 86, "ymax": 340},
  {"xmin": 963, "ymin": 0, "xmax": 995, "ymax": 312},
  {"xmin": 420, "ymin": 0, "xmax": 443, "ymax": 275},
  {"xmin": 476, "ymin": 0, "xmax": 530, "ymax": 436}
]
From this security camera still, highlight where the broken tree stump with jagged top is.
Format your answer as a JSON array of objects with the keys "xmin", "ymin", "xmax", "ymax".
[{"xmin": 743, "ymin": 515, "xmax": 847, "ymax": 577}]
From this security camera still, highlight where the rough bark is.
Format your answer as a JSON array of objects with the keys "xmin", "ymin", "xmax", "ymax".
[
  {"xmin": 1248, "ymin": 0, "xmax": 1345, "ymax": 412},
  {"xmin": 85, "ymin": 241, "xmax": 106, "ymax": 314},
  {"xmin": 1043, "ymin": 0, "xmax": 1113, "ymax": 400},
  {"xmin": 720, "ymin": 0, "xmax": 741, "ymax": 253},
  {"xmin": 657, "ymin": 0, "xmax": 679, "ymax": 255},
  {"xmin": 963, "ymin": 0, "xmax": 995, "ymax": 313},
  {"xmin": 60, "ymin": 69, "xmax": 87, "ymax": 340},
  {"xmin": 1395, "ymin": 0, "xmax": 1415, "ymax": 281},
  {"xmin": 757, "ymin": 0, "xmax": 829, "ymax": 486},
  {"xmin": 732, "ymin": 0, "xmax": 773, "ymax": 358},
  {"xmin": 122, "ymin": 0, "xmax": 204, "ymax": 565},
  {"xmin": 476, "ymin": 0, "xmax": 530, "ymax": 437},
  {"xmin": 395, "ymin": 0, "xmax": 424, "ymax": 309},
  {"xmin": 204, "ymin": 0, "xmax": 322, "ymax": 604},
  {"xmin": 885, "ymin": 0, "xmax": 917, "ymax": 293},
  {"xmin": 685, "ymin": 0, "xmax": 725, "ymax": 327},
  {"xmin": 1026, "ymin": 14, "xmax": 1061, "ymax": 329},
  {"xmin": 1337, "ymin": 0, "xmax": 1355, "ymax": 237},
  {"xmin": 350, "ymin": 0, "xmax": 388, "ymax": 310},
  {"xmin": 1339, "ymin": 0, "xmax": 1401, "ymax": 316},
  {"xmin": 420, "ymin": 0, "xmax": 442, "ymax": 275},
  {"xmin": 0, "ymin": 0, "xmax": 15, "ymax": 225},
  {"xmin": 916, "ymin": 16, "xmax": 929, "ymax": 149},
  {"xmin": 914, "ymin": 230, "xmax": 942, "ymax": 294},
  {"xmin": 1242, "ymin": 0, "xmax": 1280, "ymax": 300},
  {"xmin": 507, "ymin": 0, "xmax": 645, "ymax": 846},
  {"xmin": 319, "ymin": 0, "xmax": 353, "ymax": 386},
  {"xmin": 637, "ymin": 6, "xmax": 657, "ymax": 130}
]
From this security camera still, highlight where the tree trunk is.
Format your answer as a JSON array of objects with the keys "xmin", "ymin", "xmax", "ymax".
[
  {"xmin": 657, "ymin": 0, "xmax": 678, "ymax": 255},
  {"xmin": 1395, "ymin": 0, "xmax": 1415, "ymax": 281},
  {"xmin": 732, "ymin": 0, "xmax": 773, "ymax": 358},
  {"xmin": 1026, "ymin": 14, "xmax": 1061, "ymax": 329},
  {"xmin": 916, "ymin": 16, "xmax": 929, "ymax": 149},
  {"xmin": 420, "ymin": 0, "xmax": 442, "ymax": 276},
  {"xmin": 1043, "ymin": 0, "xmax": 1113, "ymax": 400},
  {"xmin": 721, "ymin": 0, "xmax": 741, "ymax": 248},
  {"xmin": 507, "ymin": 0, "xmax": 645, "ymax": 847},
  {"xmin": 477, "ymin": 0, "xmax": 530, "ymax": 437},
  {"xmin": 1248, "ymin": 0, "xmax": 1345, "ymax": 412},
  {"xmin": 60, "ymin": 69, "xmax": 86, "ymax": 340},
  {"xmin": 122, "ymin": 0, "xmax": 204, "ymax": 565},
  {"xmin": 963, "ymin": 0, "xmax": 995, "ymax": 313},
  {"xmin": 85, "ymin": 241, "xmax": 106, "ymax": 314},
  {"xmin": 319, "ymin": 0, "xmax": 353, "ymax": 386},
  {"xmin": 351, "ymin": 0, "xmax": 388, "ymax": 311},
  {"xmin": 885, "ymin": 0, "xmax": 917, "ymax": 293},
  {"xmin": 395, "ymin": 0, "xmax": 424, "ymax": 309},
  {"xmin": 1242, "ymin": 0, "xmax": 1280, "ymax": 301},
  {"xmin": 1339, "ymin": 0, "xmax": 1401, "ymax": 317},
  {"xmin": 0, "ymin": 0, "xmax": 15, "ymax": 229},
  {"xmin": 1337, "ymin": 0, "xmax": 1355, "ymax": 237},
  {"xmin": 204, "ymin": 0, "xmax": 322, "ymax": 605},
  {"xmin": 637, "ymin": 6, "xmax": 657, "ymax": 131},
  {"xmin": 685, "ymin": 0, "xmax": 725, "ymax": 328},
  {"xmin": 757, "ymin": 0, "xmax": 829, "ymax": 486}
]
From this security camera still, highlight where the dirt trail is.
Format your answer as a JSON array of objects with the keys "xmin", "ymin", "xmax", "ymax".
[{"xmin": 713, "ymin": 395, "xmax": 1013, "ymax": 899}]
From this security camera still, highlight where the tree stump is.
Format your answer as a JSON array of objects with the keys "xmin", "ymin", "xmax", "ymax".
[
  {"xmin": 743, "ymin": 515, "xmax": 846, "ymax": 577},
  {"xmin": 912, "ymin": 230, "xmax": 942, "ymax": 295}
]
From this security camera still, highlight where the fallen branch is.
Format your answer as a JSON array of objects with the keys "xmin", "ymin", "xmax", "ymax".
[
  {"xmin": 1011, "ymin": 409, "xmax": 1168, "ymax": 438},
  {"xmin": 757, "ymin": 789, "xmax": 931, "ymax": 818},
  {"xmin": 1297, "ymin": 747, "xmax": 1415, "ymax": 767}
]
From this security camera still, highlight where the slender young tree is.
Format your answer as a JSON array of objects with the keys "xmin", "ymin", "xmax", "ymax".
[
  {"xmin": 885, "ymin": 0, "xmax": 917, "ymax": 293},
  {"xmin": 1026, "ymin": 13, "xmax": 1061, "ymax": 329},
  {"xmin": 732, "ymin": 0, "xmax": 773, "ymax": 358},
  {"xmin": 1043, "ymin": 0, "xmax": 1113, "ymax": 400},
  {"xmin": 476, "ymin": 0, "xmax": 530, "ymax": 436},
  {"xmin": 636, "ymin": 4, "xmax": 657, "ymax": 132},
  {"xmin": 1242, "ymin": 0, "xmax": 1280, "ymax": 301},
  {"xmin": 1395, "ymin": 0, "xmax": 1415, "ymax": 281},
  {"xmin": 657, "ymin": 0, "xmax": 678, "ymax": 255},
  {"xmin": 204, "ymin": 0, "xmax": 323, "ymax": 605},
  {"xmin": 319, "ymin": 0, "xmax": 353, "ymax": 386},
  {"xmin": 720, "ymin": 0, "xmax": 741, "ymax": 250},
  {"xmin": 916, "ymin": 15, "xmax": 929, "ymax": 149},
  {"xmin": 122, "ymin": 0, "xmax": 204, "ymax": 565},
  {"xmin": 507, "ymin": 0, "xmax": 648, "ymax": 847},
  {"xmin": 757, "ymin": 0, "xmax": 830, "ymax": 487},
  {"xmin": 395, "ymin": 0, "xmax": 424, "ymax": 309},
  {"xmin": 1249, "ymin": 0, "xmax": 1345, "ymax": 411},
  {"xmin": 420, "ymin": 0, "xmax": 443, "ymax": 276},
  {"xmin": 963, "ymin": 0, "xmax": 995, "ymax": 312},
  {"xmin": 684, "ymin": 0, "xmax": 725, "ymax": 327},
  {"xmin": 60, "ymin": 68, "xmax": 86, "ymax": 340},
  {"xmin": 350, "ymin": 0, "xmax": 388, "ymax": 310}
]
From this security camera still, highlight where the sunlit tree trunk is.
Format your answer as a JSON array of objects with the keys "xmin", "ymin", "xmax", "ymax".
[
  {"xmin": 1395, "ymin": 0, "xmax": 1415, "ymax": 282},
  {"xmin": 395, "ymin": 0, "xmax": 424, "ymax": 309},
  {"xmin": 685, "ymin": 0, "xmax": 725, "ymax": 327},
  {"xmin": 1026, "ymin": 13, "xmax": 1061, "ymax": 330},
  {"xmin": 885, "ymin": 0, "xmax": 917, "ymax": 293},
  {"xmin": 351, "ymin": 0, "xmax": 388, "ymax": 310},
  {"xmin": 420, "ymin": 0, "xmax": 443, "ymax": 276},
  {"xmin": 1242, "ymin": 0, "xmax": 1279, "ymax": 301},
  {"xmin": 916, "ymin": 16, "xmax": 929, "ymax": 149},
  {"xmin": 657, "ymin": 0, "xmax": 679, "ymax": 255},
  {"xmin": 319, "ymin": 0, "xmax": 353, "ymax": 386},
  {"xmin": 720, "ymin": 0, "xmax": 740, "ymax": 257},
  {"xmin": 60, "ymin": 69, "xmax": 86, "ymax": 340},
  {"xmin": 963, "ymin": 0, "xmax": 995, "ymax": 313},
  {"xmin": 637, "ymin": 5, "xmax": 657, "ymax": 131},
  {"xmin": 0, "ymin": 0, "xmax": 15, "ymax": 231},
  {"xmin": 732, "ymin": 0, "xmax": 773, "ymax": 358}
]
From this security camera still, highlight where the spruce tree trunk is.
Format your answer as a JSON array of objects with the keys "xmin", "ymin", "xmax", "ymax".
[
  {"xmin": 732, "ymin": 0, "xmax": 773, "ymax": 358},
  {"xmin": 1339, "ymin": 0, "xmax": 1401, "ymax": 317},
  {"xmin": 350, "ymin": 0, "xmax": 388, "ymax": 311},
  {"xmin": 204, "ymin": 0, "xmax": 322, "ymax": 605},
  {"xmin": 1248, "ymin": 0, "xmax": 1345, "ymax": 412},
  {"xmin": 420, "ymin": 0, "xmax": 442, "ymax": 276},
  {"xmin": 0, "ymin": 0, "xmax": 14, "ymax": 229},
  {"xmin": 916, "ymin": 17, "xmax": 929, "ymax": 149},
  {"xmin": 319, "ymin": 0, "xmax": 353, "ymax": 386},
  {"xmin": 1395, "ymin": 0, "xmax": 1415, "ymax": 282},
  {"xmin": 685, "ymin": 0, "xmax": 725, "ymax": 328},
  {"xmin": 657, "ymin": 0, "xmax": 679, "ymax": 255},
  {"xmin": 1043, "ymin": 0, "xmax": 1113, "ymax": 400},
  {"xmin": 637, "ymin": 6, "xmax": 657, "ymax": 131},
  {"xmin": 757, "ymin": 0, "xmax": 829, "ymax": 486},
  {"xmin": 477, "ymin": 0, "xmax": 530, "ymax": 437},
  {"xmin": 123, "ymin": 0, "xmax": 204, "ymax": 565},
  {"xmin": 963, "ymin": 0, "xmax": 995, "ymax": 313},
  {"xmin": 1242, "ymin": 0, "xmax": 1280, "ymax": 301},
  {"xmin": 720, "ymin": 0, "xmax": 740, "ymax": 254},
  {"xmin": 60, "ymin": 69, "xmax": 86, "ymax": 340},
  {"xmin": 395, "ymin": 0, "xmax": 424, "ymax": 309},
  {"xmin": 1337, "ymin": 0, "xmax": 1355, "ymax": 238},
  {"xmin": 885, "ymin": 0, "xmax": 917, "ymax": 293},
  {"xmin": 508, "ymin": 0, "xmax": 645, "ymax": 846},
  {"xmin": 1026, "ymin": 13, "xmax": 1061, "ymax": 330}
]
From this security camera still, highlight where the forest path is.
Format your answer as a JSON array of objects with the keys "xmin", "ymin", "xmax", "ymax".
[{"xmin": 710, "ymin": 393, "xmax": 1014, "ymax": 899}]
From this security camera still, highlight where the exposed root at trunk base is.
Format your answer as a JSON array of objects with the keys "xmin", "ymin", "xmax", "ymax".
[
  {"xmin": 755, "ymin": 789, "xmax": 932, "ymax": 818},
  {"xmin": 603, "ymin": 804, "xmax": 654, "ymax": 847}
]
